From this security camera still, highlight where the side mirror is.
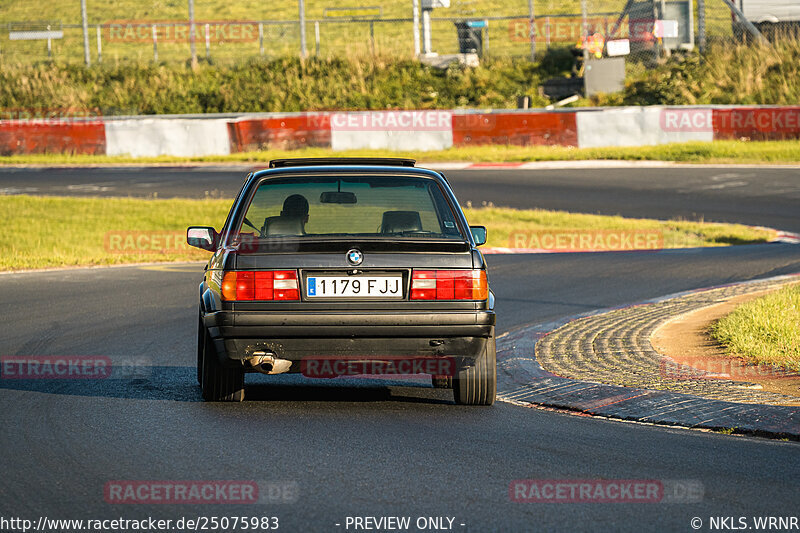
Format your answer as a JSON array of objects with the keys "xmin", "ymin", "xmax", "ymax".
[
  {"xmin": 187, "ymin": 226, "xmax": 218, "ymax": 251},
  {"xmin": 470, "ymin": 225, "xmax": 487, "ymax": 246}
]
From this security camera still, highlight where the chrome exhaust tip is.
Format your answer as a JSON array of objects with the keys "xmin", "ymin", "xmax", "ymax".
[{"xmin": 247, "ymin": 351, "xmax": 292, "ymax": 375}]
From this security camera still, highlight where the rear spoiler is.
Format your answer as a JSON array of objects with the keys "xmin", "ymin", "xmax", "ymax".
[{"xmin": 268, "ymin": 158, "xmax": 416, "ymax": 169}]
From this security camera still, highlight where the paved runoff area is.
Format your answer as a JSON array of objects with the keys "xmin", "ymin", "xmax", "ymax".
[{"xmin": 498, "ymin": 275, "xmax": 800, "ymax": 438}]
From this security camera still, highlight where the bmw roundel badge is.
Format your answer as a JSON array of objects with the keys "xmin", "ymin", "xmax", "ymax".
[{"xmin": 346, "ymin": 249, "xmax": 363, "ymax": 266}]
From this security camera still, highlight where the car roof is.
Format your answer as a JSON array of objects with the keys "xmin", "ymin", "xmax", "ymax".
[
  {"xmin": 249, "ymin": 163, "xmax": 448, "ymax": 184},
  {"xmin": 268, "ymin": 157, "xmax": 416, "ymax": 168}
]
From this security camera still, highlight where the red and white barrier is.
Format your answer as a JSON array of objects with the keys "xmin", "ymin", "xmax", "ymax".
[
  {"xmin": 0, "ymin": 121, "xmax": 105, "ymax": 156},
  {"xmin": 330, "ymin": 110, "xmax": 453, "ymax": 151},
  {"xmin": 227, "ymin": 113, "xmax": 331, "ymax": 152},
  {"xmin": 2, "ymin": 106, "xmax": 799, "ymax": 157},
  {"xmin": 105, "ymin": 118, "xmax": 230, "ymax": 157},
  {"xmin": 577, "ymin": 107, "xmax": 713, "ymax": 147},
  {"xmin": 453, "ymin": 110, "xmax": 578, "ymax": 146},
  {"xmin": 712, "ymin": 107, "xmax": 800, "ymax": 141}
]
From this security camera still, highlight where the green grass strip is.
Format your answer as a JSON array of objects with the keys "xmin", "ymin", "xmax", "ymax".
[
  {"xmin": 0, "ymin": 195, "xmax": 774, "ymax": 271},
  {"xmin": 710, "ymin": 283, "xmax": 800, "ymax": 371}
]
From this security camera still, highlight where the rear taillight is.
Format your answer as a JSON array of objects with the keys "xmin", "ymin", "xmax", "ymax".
[
  {"xmin": 410, "ymin": 270, "xmax": 488, "ymax": 300},
  {"xmin": 221, "ymin": 270, "xmax": 299, "ymax": 301}
]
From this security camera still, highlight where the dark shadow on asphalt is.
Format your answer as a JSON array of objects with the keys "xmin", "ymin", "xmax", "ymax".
[
  {"xmin": 244, "ymin": 383, "xmax": 452, "ymax": 404},
  {"xmin": 0, "ymin": 365, "xmax": 452, "ymax": 404}
]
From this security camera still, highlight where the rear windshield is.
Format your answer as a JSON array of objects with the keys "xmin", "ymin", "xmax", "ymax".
[{"xmin": 234, "ymin": 175, "xmax": 464, "ymax": 241}]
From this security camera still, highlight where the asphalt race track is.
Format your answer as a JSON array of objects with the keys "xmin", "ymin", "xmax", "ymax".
[
  {"xmin": 2, "ymin": 165, "xmax": 800, "ymax": 232},
  {"xmin": 1, "ymin": 165, "xmax": 799, "ymax": 532}
]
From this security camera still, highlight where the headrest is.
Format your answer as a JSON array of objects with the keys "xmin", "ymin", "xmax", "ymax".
[
  {"xmin": 381, "ymin": 211, "xmax": 422, "ymax": 234},
  {"xmin": 263, "ymin": 215, "xmax": 305, "ymax": 236}
]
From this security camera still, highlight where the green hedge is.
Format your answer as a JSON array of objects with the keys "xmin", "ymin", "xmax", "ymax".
[
  {"xmin": 0, "ymin": 55, "xmax": 560, "ymax": 115},
  {"xmin": 0, "ymin": 40, "xmax": 797, "ymax": 115},
  {"xmin": 595, "ymin": 39, "xmax": 800, "ymax": 106}
]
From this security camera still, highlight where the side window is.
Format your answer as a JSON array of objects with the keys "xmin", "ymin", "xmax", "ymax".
[
  {"xmin": 429, "ymin": 184, "xmax": 463, "ymax": 237},
  {"xmin": 222, "ymin": 175, "xmax": 251, "ymax": 243}
]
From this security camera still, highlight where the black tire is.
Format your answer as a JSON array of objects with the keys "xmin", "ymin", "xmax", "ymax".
[
  {"xmin": 453, "ymin": 336, "xmax": 496, "ymax": 406},
  {"xmin": 200, "ymin": 326, "xmax": 245, "ymax": 402},
  {"xmin": 432, "ymin": 376, "xmax": 453, "ymax": 389},
  {"xmin": 196, "ymin": 314, "xmax": 204, "ymax": 385}
]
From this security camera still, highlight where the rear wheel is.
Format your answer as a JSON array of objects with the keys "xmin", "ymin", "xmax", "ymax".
[
  {"xmin": 200, "ymin": 326, "xmax": 245, "ymax": 402},
  {"xmin": 196, "ymin": 314, "xmax": 204, "ymax": 384},
  {"xmin": 453, "ymin": 337, "xmax": 496, "ymax": 406}
]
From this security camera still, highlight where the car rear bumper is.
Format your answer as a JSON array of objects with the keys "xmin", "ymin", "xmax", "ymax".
[{"xmin": 203, "ymin": 310, "xmax": 495, "ymax": 367}]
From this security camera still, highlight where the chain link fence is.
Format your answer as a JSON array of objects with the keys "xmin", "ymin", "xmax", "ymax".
[{"xmin": 0, "ymin": 0, "xmax": 787, "ymax": 66}]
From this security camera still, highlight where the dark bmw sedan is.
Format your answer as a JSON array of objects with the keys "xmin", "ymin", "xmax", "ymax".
[{"xmin": 187, "ymin": 158, "xmax": 496, "ymax": 405}]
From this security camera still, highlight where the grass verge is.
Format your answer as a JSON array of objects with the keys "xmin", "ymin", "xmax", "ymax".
[
  {"xmin": 469, "ymin": 207, "xmax": 774, "ymax": 249},
  {"xmin": 710, "ymin": 283, "xmax": 800, "ymax": 371},
  {"xmin": 0, "ymin": 195, "xmax": 774, "ymax": 271},
  {"xmin": 3, "ymin": 141, "xmax": 800, "ymax": 166}
]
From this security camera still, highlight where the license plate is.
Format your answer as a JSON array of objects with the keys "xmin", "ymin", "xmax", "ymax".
[{"xmin": 306, "ymin": 276, "xmax": 403, "ymax": 298}]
